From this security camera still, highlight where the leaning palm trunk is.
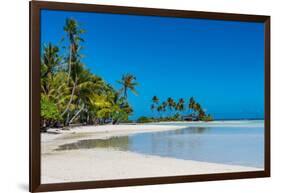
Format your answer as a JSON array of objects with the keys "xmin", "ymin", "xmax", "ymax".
[
  {"xmin": 69, "ymin": 103, "xmax": 85, "ymax": 124},
  {"xmin": 61, "ymin": 77, "xmax": 77, "ymax": 118}
]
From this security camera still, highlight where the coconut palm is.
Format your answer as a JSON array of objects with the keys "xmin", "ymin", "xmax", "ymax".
[
  {"xmin": 67, "ymin": 70, "xmax": 105, "ymax": 124},
  {"xmin": 63, "ymin": 18, "xmax": 85, "ymax": 83},
  {"xmin": 161, "ymin": 101, "xmax": 167, "ymax": 116},
  {"xmin": 198, "ymin": 108, "xmax": 206, "ymax": 119},
  {"xmin": 117, "ymin": 73, "xmax": 138, "ymax": 99},
  {"xmin": 40, "ymin": 43, "xmax": 68, "ymax": 128},
  {"xmin": 41, "ymin": 43, "xmax": 62, "ymax": 95},
  {"xmin": 188, "ymin": 97, "xmax": 195, "ymax": 115},
  {"xmin": 41, "ymin": 43, "xmax": 61, "ymax": 78},
  {"xmin": 151, "ymin": 96, "xmax": 159, "ymax": 117},
  {"xmin": 60, "ymin": 62, "xmax": 83, "ymax": 120},
  {"xmin": 195, "ymin": 103, "xmax": 201, "ymax": 112},
  {"xmin": 40, "ymin": 72, "xmax": 69, "ymax": 128},
  {"xmin": 177, "ymin": 98, "xmax": 185, "ymax": 113},
  {"xmin": 61, "ymin": 19, "xmax": 85, "ymax": 124},
  {"xmin": 152, "ymin": 96, "xmax": 159, "ymax": 104},
  {"xmin": 150, "ymin": 104, "xmax": 155, "ymax": 112},
  {"xmin": 42, "ymin": 72, "xmax": 70, "ymax": 109},
  {"xmin": 167, "ymin": 97, "xmax": 175, "ymax": 114},
  {"xmin": 157, "ymin": 105, "xmax": 163, "ymax": 118}
]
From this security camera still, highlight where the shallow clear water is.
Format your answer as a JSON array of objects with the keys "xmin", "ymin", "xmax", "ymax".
[{"xmin": 56, "ymin": 120, "xmax": 264, "ymax": 168}]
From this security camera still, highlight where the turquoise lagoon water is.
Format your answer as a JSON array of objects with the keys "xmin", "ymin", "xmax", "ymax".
[{"xmin": 56, "ymin": 120, "xmax": 264, "ymax": 168}]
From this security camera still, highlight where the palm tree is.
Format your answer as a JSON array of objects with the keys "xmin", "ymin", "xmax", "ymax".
[
  {"xmin": 41, "ymin": 71, "xmax": 69, "ymax": 109},
  {"xmin": 63, "ymin": 18, "xmax": 85, "ymax": 83},
  {"xmin": 150, "ymin": 104, "xmax": 155, "ymax": 112},
  {"xmin": 198, "ymin": 108, "xmax": 206, "ymax": 120},
  {"xmin": 40, "ymin": 43, "xmax": 68, "ymax": 128},
  {"xmin": 41, "ymin": 43, "xmax": 61, "ymax": 78},
  {"xmin": 194, "ymin": 102, "xmax": 206, "ymax": 120},
  {"xmin": 188, "ymin": 97, "xmax": 195, "ymax": 115},
  {"xmin": 177, "ymin": 98, "xmax": 185, "ymax": 113},
  {"xmin": 161, "ymin": 101, "xmax": 167, "ymax": 116},
  {"xmin": 41, "ymin": 43, "xmax": 62, "ymax": 96},
  {"xmin": 61, "ymin": 19, "xmax": 85, "ymax": 124},
  {"xmin": 157, "ymin": 105, "xmax": 163, "ymax": 118},
  {"xmin": 167, "ymin": 97, "xmax": 175, "ymax": 115},
  {"xmin": 60, "ymin": 62, "xmax": 82, "ymax": 120},
  {"xmin": 195, "ymin": 103, "xmax": 201, "ymax": 112},
  {"xmin": 68, "ymin": 69, "xmax": 105, "ymax": 124},
  {"xmin": 117, "ymin": 73, "xmax": 138, "ymax": 99},
  {"xmin": 151, "ymin": 96, "xmax": 159, "ymax": 117},
  {"xmin": 152, "ymin": 96, "xmax": 159, "ymax": 104},
  {"xmin": 40, "ymin": 72, "xmax": 69, "ymax": 128}
]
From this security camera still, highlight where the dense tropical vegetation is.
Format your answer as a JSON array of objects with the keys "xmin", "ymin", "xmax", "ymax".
[
  {"xmin": 137, "ymin": 96, "xmax": 213, "ymax": 123},
  {"xmin": 40, "ymin": 18, "xmax": 138, "ymax": 129}
]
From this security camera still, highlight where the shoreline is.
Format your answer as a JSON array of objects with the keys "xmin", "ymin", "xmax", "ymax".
[
  {"xmin": 42, "ymin": 124, "xmax": 188, "ymax": 142},
  {"xmin": 43, "ymin": 119, "xmax": 264, "ymax": 139},
  {"xmin": 41, "ymin": 121, "xmax": 263, "ymax": 184}
]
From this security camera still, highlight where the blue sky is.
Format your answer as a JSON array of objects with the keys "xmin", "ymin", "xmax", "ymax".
[{"xmin": 41, "ymin": 10, "xmax": 265, "ymax": 120}]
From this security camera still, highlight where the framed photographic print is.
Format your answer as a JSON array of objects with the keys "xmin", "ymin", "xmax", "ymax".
[{"xmin": 30, "ymin": 1, "xmax": 270, "ymax": 192}]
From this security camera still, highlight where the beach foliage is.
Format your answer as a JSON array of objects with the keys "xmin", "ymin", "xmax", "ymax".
[
  {"xmin": 137, "ymin": 116, "xmax": 155, "ymax": 123},
  {"xmin": 41, "ymin": 95, "xmax": 62, "ymax": 123},
  {"xmin": 148, "ymin": 96, "xmax": 213, "ymax": 122},
  {"xmin": 40, "ymin": 18, "xmax": 138, "ymax": 129}
]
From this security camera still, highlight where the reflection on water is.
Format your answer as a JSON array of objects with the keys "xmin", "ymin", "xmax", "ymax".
[
  {"xmin": 55, "ymin": 126, "xmax": 264, "ymax": 168},
  {"xmin": 56, "ymin": 136, "xmax": 130, "ymax": 151}
]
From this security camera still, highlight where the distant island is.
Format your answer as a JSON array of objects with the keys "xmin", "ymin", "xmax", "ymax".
[{"xmin": 137, "ymin": 96, "xmax": 213, "ymax": 123}]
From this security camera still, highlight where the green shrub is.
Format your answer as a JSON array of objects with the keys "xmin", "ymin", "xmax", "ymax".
[
  {"xmin": 137, "ymin": 116, "xmax": 154, "ymax": 123},
  {"xmin": 41, "ymin": 95, "xmax": 62, "ymax": 121},
  {"xmin": 200, "ymin": 114, "xmax": 213, "ymax": 121}
]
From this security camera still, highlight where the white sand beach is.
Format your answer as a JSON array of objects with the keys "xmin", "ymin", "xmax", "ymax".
[{"xmin": 41, "ymin": 123, "xmax": 262, "ymax": 184}]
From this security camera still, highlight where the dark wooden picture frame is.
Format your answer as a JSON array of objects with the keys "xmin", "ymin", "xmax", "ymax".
[{"xmin": 30, "ymin": 1, "xmax": 270, "ymax": 192}]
